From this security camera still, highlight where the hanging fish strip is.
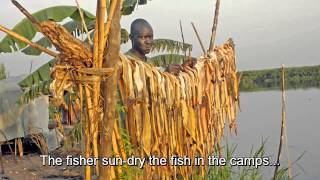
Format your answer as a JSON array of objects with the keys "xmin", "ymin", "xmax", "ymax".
[
  {"xmin": 50, "ymin": 38, "xmax": 239, "ymax": 179},
  {"xmin": 118, "ymin": 38, "xmax": 239, "ymax": 178}
]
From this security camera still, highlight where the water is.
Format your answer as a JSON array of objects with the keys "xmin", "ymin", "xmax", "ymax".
[{"xmin": 226, "ymin": 89, "xmax": 320, "ymax": 179}]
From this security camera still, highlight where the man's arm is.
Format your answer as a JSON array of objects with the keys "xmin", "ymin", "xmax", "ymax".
[
  {"xmin": 165, "ymin": 58, "xmax": 196, "ymax": 75},
  {"xmin": 165, "ymin": 64, "xmax": 182, "ymax": 75}
]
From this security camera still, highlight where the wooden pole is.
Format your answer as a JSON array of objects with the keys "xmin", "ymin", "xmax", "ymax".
[
  {"xmin": 93, "ymin": 2, "xmax": 100, "ymax": 67},
  {"xmin": 29, "ymin": 61, "xmax": 33, "ymax": 74},
  {"xmin": 101, "ymin": 0, "xmax": 119, "ymax": 64},
  {"xmin": 98, "ymin": 0, "xmax": 106, "ymax": 67},
  {"xmin": 285, "ymin": 124, "xmax": 292, "ymax": 179},
  {"xmin": 0, "ymin": 146, "xmax": 4, "ymax": 174},
  {"xmin": 91, "ymin": 0, "xmax": 108, "ymax": 176},
  {"xmin": 273, "ymin": 65, "xmax": 286, "ymax": 179},
  {"xmin": 84, "ymin": 86, "xmax": 94, "ymax": 180},
  {"xmin": 208, "ymin": 0, "xmax": 221, "ymax": 52},
  {"xmin": 191, "ymin": 22, "xmax": 206, "ymax": 55},
  {"xmin": 179, "ymin": 20, "xmax": 187, "ymax": 61},
  {"xmin": 0, "ymin": 25, "xmax": 58, "ymax": 57},
  {"xmin": 75, "ymin": 0, "xmax": 92, "ymax": 44},
  {"xmin": 11, "ymin": 0, "xmax": 41, "ymax": 29},
  {"xmin": 16, "ymin": 138, "xmax": 23, "ymax": 158},
  {"xmin": 99, "ymin": 0, "xmax": 121, "ymax": 179}
]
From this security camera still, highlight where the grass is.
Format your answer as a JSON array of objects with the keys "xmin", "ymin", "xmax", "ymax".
[
  {"xmin": 60, "ymin": 119, "xmax": 304, "ymax": 179},
  {"xmin": 203, "ymin": 139, "xmax": 303, "ymax": 180}
]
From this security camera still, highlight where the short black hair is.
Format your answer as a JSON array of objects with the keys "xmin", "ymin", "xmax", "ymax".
[{"xmin": 130, "ymin": 18, "xmax": 152, "ymax": 36}]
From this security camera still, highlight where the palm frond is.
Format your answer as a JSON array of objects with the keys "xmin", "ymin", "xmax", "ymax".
[
  {"xmin": 121, "ymin": 28, "xmax": 129, "ymax": 44},
  {"xmin": 19, "ymin": 80, "xmax": 52, "ymax": 104},
  {"xmin": 151, "ymin": 39, "xmax": 192, "ymax": 54},
  {"xmin": 63, "ymin": 20, "xmax": 96, "ymax": 33},
  {"xmin": 0, "ymin": 63, "xmax": 6, "ymax": 80},
  {"xmin": 0, "ymin": 6, "xmax": 95, "ymax": 53},
  {"xmin": 21, "ymin": 37, "xmax": 53, "ymax": 56},
  {"xmin": 18, "ymin": 59, "xmax": 56, "ymax": 103},
  {"xmin": 122, "ymin": 0, "xmax": 151, "ymax": 15},
  {"xmin": 149, "ymin": 54, "xmax": 187, "ymax": 67}
]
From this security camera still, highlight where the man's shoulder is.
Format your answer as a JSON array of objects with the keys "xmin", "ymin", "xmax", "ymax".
[
  {"xmin": 125, "ymin": 49, "xmax": 150, "ymax": 63},
  {"xmin": 124, "ymin": 49, "xmax": 134, "ymax": 56},
  {"xmin": 125, "ymin": 49, "xmax": 140, "ymax": 60}
]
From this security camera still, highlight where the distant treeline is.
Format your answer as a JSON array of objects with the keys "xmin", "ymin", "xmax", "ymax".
[{"xmin": 239, "ymin": 65, "xmax": 320, "ymax": 91}]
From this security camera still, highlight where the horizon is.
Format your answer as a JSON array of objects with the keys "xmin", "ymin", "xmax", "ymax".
[{"xmin": 0, "ymin": 0, "xmax": 319, "ymax": 76}]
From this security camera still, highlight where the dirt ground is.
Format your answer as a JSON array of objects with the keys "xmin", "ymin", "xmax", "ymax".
[{"xmin": 0, "ymin": 150, "xmax": 82, "ymax": 180}]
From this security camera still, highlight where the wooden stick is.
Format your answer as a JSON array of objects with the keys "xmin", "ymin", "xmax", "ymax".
[
  {"xmin": 284, "ymin": 121, "xmax": 292, "ymax": 179},
  {"xmin": 0, "ymin": 25, "xmax": 58, "ymax": 57},
  {"xmin": 17, "ymin": 138, "xmax": 23, "ymax": 158},
  {"xmin": 273, "ymin": 65, "xmax": 287, "ymax": 179},
  {"xmin": 191, "ymin": 22, "xmax": 206, "ymax": 55},
  {"xmin": 14, "ymin": 139, "xmax": 17, "ymax": 156},
  {"xmin": 100, "ymin": 0, "xmax": 121, "ymax": 178},
  {"xmin": 75, "ymin": 0, "xmax": 92, "ymax": 44},
  {"xmin": 93, "ymin": 1, "xmax": 100, "ymax": 67},
  {"xmin": 208, "ymin": 0, "xmax": 221, "ymax": 52},
  {"xmin": 98, "ymin": 0, "xmax": 107, "ymax": 67},
  {"xmin": 179, "ymin": 20, "xmax": 187, "ymax": 61},
  {"xmin": 103, "ymin": 0, "xmax": 118, "ymax": 39},
  {"xmin": 11, "ymin": 0, "xmax": 40, "ymax": 29},
  {"xmin": 29, "ymin": 61, "xmax": 33, "ymax": 74},
  {"xmin": 102, "ymin": 0, "xmax": 119, "ymax": 64},
  {"xmin": 0, "ymin": 146, "xmax": 4, "ymax": 174},
  {"xmin": 112, "ymin": 131, "xmax": 123, "ymax": 175},
  {"xmin": 94, "ymin": 1, "xmax": 107, "ymax": 176},
  {"xmin": 84, "ymin": 85, "xmax": 93, "ymax": 180},
  {"xmin": 91, "ymin": 5, "xmax": 103, "ymax": 175},
  {"xmin": 114, "ymin": 122, "xmax": 127, "ymax": 159}
]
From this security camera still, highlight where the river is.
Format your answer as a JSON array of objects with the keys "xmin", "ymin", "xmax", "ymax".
[{"xmin": 226, "ymin": 89, "xmax": 320, "ymax": 179}]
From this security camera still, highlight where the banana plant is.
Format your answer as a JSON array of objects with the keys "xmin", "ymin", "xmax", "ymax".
[{"xmin": 0, "ymin": 0, "xmax": 193, "ymax": 103}]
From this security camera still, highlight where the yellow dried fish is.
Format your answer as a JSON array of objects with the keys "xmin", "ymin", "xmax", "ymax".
[{"xmin": 50, "ymin": 39, "xmax": 239, "ymax": 179}]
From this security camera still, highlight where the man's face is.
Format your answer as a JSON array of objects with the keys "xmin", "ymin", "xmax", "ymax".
[{"xmin": 131, "ymin": 26, "xmax": 154, "ymax": 55}]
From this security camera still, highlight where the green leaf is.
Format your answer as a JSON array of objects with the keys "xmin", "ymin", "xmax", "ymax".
[
  {"xmin": 22, "ymin": 37, "xmax": 52, "ymax": 55},
  {"xmin": 122, "ymin": 0, "xmax": 137, "ymax": 15},
  {"xmin": 63, "ymin": 20, "xmax": 96, "ymax": 33},
  {"xmin": 0, "ymin": 6, "xmax": 95, "ymax": 54},
  {"xmin": 149, "ymin": 54, "xmax": 188, "ymax": 67},
  {"xmin": 18, "ymin": 59, "xmax": 56, "ymax": 104},
  {"xmin": 138, "ymin": 0, "xmax": 148, "ymax": 5},
  {"xmin": 0, "ymin": 63, "xmax": 6, "ymax": 80},
  {"xmin": 151, "ymin": 39, "xmax": 192, "ymax": 54},
  {"xmin": 121, "ymin": 28, "xmax": 129, "ymax": 44},
  {"xmin": 121, "ymin": 0, "xmax": 152, "ymax": 15},
  {"xmin": 19, "ymin": 59, "xmax": 55, "ymax": 88},
  {"xmin": 121, "ymin": 0, "xmax": 138, "ymax": 15}
]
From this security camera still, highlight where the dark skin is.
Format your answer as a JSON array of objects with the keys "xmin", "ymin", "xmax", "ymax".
[
  {"xmin": 130, "ymin": 25, "xmax": 154, "ymax": 61},
  {"xmin": 130, "ymin": 21, "xmax": 195, "ymax": 75}
]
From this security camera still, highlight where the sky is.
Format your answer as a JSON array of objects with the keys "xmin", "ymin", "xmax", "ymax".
[{"xmin": 0, "ymin": 0, "xmax": 319, "ymax": 76}]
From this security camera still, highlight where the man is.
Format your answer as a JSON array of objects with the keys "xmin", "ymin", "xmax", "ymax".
[{"xmin": 125, "ymin": 18, "xmax": 194, "ymax": 74}]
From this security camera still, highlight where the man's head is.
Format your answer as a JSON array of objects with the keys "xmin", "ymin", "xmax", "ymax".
[{"xmin": 129, "ymin": 19, "xmax": 154, "ymax": 56}]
